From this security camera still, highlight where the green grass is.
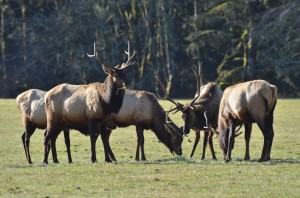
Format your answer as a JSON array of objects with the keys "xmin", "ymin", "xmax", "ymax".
[{"xmin": 0, "ymin": 99, "xmax": 300, "ymax": 197}]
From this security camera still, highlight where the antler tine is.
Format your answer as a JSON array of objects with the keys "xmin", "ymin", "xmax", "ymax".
[
  {"xmin": 184, "ymin": 96, "xmax": 199, "ymax": 111},
  {"xmin": 118, "ymin": 40, "xmax": 136, "ymax": 69},
  {"xmin": 87, "ymin": 42, "xmax": 96, "ymax": 57},
  {"xmin": 87, "ymin": 42, "xmax": 107, "ymax": 66}
]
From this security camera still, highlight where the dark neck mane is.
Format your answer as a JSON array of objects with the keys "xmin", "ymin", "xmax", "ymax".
[{"xmin": 99, "ymin": 76, "xmax": 125, "ymax": 114}]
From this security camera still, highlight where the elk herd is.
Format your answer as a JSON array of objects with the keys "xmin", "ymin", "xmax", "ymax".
[{"xmin": 16, "ymin": 42, "xmax": 278, "ymax": 165}]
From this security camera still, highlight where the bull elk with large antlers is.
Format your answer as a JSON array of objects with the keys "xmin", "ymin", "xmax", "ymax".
[
  {"xmin": 215, "ymin": 80, "xmax": 277, "ymax": 162},
  {"xmin": 43, "ymin": 42, "xmax": 135, "ymax": 164},
  {"xmin": 161, "ymin": 62, "xmax": 223, "ymax": 160}
]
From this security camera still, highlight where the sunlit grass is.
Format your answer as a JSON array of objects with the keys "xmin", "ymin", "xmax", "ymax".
[{"xmin": 0, "ymin": 99, "xmax": 299, "ymax": 197}]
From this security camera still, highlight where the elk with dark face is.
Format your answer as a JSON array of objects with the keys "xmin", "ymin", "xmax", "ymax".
[
  {"xmin": 43, "ymin": 42, "xmax": 135, "ymax": 164},
  {"xmin": 99, "ymin": 89, "xmax": 183, "ymax": 162},
  {"xmin": 16, "ymin": 89, "xmax": 72, "ymax": 164},
  {"xmin": 162, "ymin": 62, "xmax": 223, "ymax": 160},
  {"xmin": 215, "ymin": 80, "xmax": 277, "ymax": 162}
]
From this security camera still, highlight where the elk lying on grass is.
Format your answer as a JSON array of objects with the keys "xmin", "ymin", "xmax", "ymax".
[
  {"xmin": 43, "ymin": 42, "xmax": 135, "ymax": 164},
  {"xmin": 215, "ymin": 80, "xmax": 277, "ymax": 162},
  {"xmin": 16, "ymin": 89, "xmax": 72, "ymax": 164},
  {"xmin": 163, "ymin": 62, "xmax": 223, "ymax": 160},
  {"xmin": 100, "ymin": 89, "xmax": 184, "ymax": 162}
]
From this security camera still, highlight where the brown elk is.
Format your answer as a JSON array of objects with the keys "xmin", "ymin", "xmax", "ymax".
[
  {"xmin": 16, "ymin": 89, "xmax": 72, "ymax": 164},
  {"xmin": 215, "ymin": 80, "xmax": 277, "ymax": 162},
  {"xmin": 100, "ymin": 89, "xmax": 184, "ymax": 162},
  {"xmin": 43, "ymin": 42, "xmax": 135, "ymax": 164},
  {"xmin": 162, "ymin": 62, "xmax": 223, "ymax": 160}
]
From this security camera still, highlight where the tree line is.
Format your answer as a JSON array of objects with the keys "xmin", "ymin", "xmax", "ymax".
[{"xmin": 1, "ymin": 0, "xmax": 299, "ymax": 98}]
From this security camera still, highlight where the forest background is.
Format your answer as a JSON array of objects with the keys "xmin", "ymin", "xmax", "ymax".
[{"xmin": 1, "ymin": 0, "xmax": 299, "ymax": 98}]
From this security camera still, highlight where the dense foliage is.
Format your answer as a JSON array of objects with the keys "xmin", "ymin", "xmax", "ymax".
[{"xmin": 1, "ymin": 0, "xmax": 299, "ymax": 98}]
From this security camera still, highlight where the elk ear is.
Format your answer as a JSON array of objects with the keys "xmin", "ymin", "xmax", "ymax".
[
  {"xmin": 194, "ymin": 104, "xmax": 203, "ymax": 111},
  {"xmin": 102, "ymin": 64, "xmax": 115, "ymax": 76}
]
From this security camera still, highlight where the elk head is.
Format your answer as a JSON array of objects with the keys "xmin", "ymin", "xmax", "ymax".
[
  {"xmin": 87, "ymin": 41, "xmax": 135, "ymax": 88},
  {"xmin": 163, "ymin": 107, "xmax": 184, "ymax": 156},
  {"xmin": 158, "ymin": 61, "xmax": 204, "ymax": 135}
]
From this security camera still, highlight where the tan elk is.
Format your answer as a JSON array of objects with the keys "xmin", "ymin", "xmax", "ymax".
[
  {"xmin": 215, "ymin": 80, "xmax": 277, "ymax": 162},
  {"xmin": 43, "ymin": 42, "xmax": 135, "ymax": 164},
  {"xmin": 16, "ymin": 89, "xmax": 72, "ymax": 164},
  {"xmin": 99, "ymin": 89, "xmax": 184, "ymax": 162},
  {"xmin": 162, "ymin": 62, "xmax": 223, "ymax": 160}
]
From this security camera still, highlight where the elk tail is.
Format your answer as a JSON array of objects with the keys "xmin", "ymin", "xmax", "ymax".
[{"xmin": 268, "ymin": 85, "xmax": 277, "ymax": 116}]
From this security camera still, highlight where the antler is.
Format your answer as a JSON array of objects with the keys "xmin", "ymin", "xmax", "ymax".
[
  {"xmin": 116, "ymin": 40, "xmax": 136, "ymax": 69},
  {"xmin": 184, "ymin": 61, "xmax": 203, "ymax": 111},
  {"xmin": 192, "ymin": 60, "xmax": 202, "ymax": 97},
  {"xmin": 155, "ymin": 70, "xmax": 183, "ymax": 113},
  {"xmin": 87, "ymin": 42, "xmax": 109, "ymax": 67}
]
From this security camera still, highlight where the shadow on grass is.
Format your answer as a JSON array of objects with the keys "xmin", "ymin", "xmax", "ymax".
[
  {"xmin": 235, "ymin": 157, "xmax": 300, "ymax": 164},
  {"xmin": 5, "ymin": 157, "xmax": 300, "ymax": 168}
]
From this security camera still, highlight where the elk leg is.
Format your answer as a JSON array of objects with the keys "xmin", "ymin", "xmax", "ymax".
[
  {"xmin": 44, "ymin": 130, "xmax": 51, "ymax": 159},
  {"xmin": 99, "ymin": 125, "xmax": 115, "ymax": 163},
  {"xmin": 21, "ymin": 132, "xmax": 27, "ymax": 159},
  {"xmin": 190, "ymin": 130, "xmax": 200, "ymax": 158},
  {"xmin": 63, "ymin": 129, "xmax": 72, "ymax": 163},
  {"xmin": 264, "ymin": 117, "xmax": 275, "ymax": 161},
  {"xmin": 136, "ymin": 125, "xmax": 146, "ymax": 161},
  {"xmin": 257, "ymin": 121, "xmax": 274, "ymax": 162},
  {"xmin": 88, "ymin": 120, "xmax": 97, "ymax": 163},
  {"xmin": 225, "ymin": 120, "xmax": 235, "ymax": 162},
  {"xmin": 208, "ymin": 129, "xmax": 217, "ymax": 160},
  {"xmin": 104, "ymin": 130, "xmax": 117, "ymax": 162},
  {"xmin": 257, "ymin": 122, "xmax": 274, "ymax": 162},
  {"xmin": 43, "ymin": 133, "xmax": 50, "ymax": 164},
  {"xmin": 201, "ymin": 130, "xmax": 208, "ymax": 160},
  {"xmin": 23, "ymin": 124, "xmax": 36, "ymax": 164},
  {"xmin": 266, "ymin": 127, "xmax": 274, "ymax": 161},
  {"xmin": 51, "ymin": 132, "xmax": 60, "ymax": 163},
  {"xmin": 244, "ymin": 123, "xmax": 252, "ymax": 161}
]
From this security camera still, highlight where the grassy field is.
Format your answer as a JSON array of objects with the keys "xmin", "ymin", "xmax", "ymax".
[{"xmin": 0, "ymin": 99, "xmax": 300, "ymax": 197}]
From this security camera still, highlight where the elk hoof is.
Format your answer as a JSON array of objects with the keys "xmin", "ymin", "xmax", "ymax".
[
  {"xmin": 43, "ymin": 160, "xmax": 48, "ymax": 165},
  {"xmin": 225, "ymin": 158, "xmax": 231, "ymax": 163},
  {"xmin": 53, "ymin": 159, "xmax": 60, "ymax": 164},
  {"xmin": 258, "ymin": 157, "xmax": 270, "ymax": 162},
  {"xmin": 90, "ymin": 159, "xmax": 97, "ymax": 163},
  {"xmin": 244, "ymin": 156, "xmax": 250, "ymax": 161}
]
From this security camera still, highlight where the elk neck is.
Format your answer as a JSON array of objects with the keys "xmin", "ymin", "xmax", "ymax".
[
  {"xmin": 150, "ymin": 97, "xmax": 173, "ymax": 151},
  {"xmin": 99, "ymin": 76, "xmax": 125, "ymax": 114}
]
